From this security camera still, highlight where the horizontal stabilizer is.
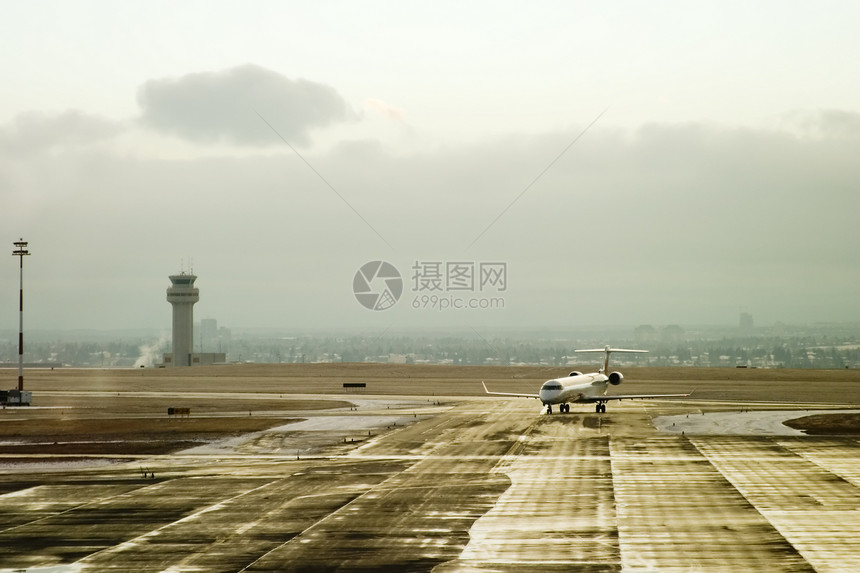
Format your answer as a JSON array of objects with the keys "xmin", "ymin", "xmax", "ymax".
[
  {"xmin": 575, "ymin": 348, "xmax": 648, "ymax": 353},
  {"xmin": 575, "ymin": 346, "xmax": 648, "ymax": 373}
]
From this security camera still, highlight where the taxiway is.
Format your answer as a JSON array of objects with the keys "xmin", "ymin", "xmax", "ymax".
[{"xmin": 1, "ymin": 396, "xmax": 859, "ymax": 572}]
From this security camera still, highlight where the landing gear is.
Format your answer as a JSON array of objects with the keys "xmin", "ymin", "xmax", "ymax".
[
  {"xmin": 595, "ymin": 403, "xmax": 606, "ymax": 414},
  {"xmin": 548, "ymin": 404, "xmax": 574, "ymax": 414}
]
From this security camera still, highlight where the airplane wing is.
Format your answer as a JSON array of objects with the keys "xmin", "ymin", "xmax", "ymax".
[
  {"xmin": 580, "ymin": 391, "xmax": 693, "ymax": 403},
  {"xmin": 481, "ymin": 381, "xmax": 540, "ymax": 399}
]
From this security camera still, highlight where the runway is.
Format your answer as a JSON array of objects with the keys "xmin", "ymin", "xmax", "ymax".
[{"xmin": 1, "ymin": 396, "xmax": 859, "ymax": 572}]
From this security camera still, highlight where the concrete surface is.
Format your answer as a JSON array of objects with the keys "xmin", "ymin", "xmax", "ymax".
[{"xmin": 1, "ymin": 396, "xmax": 859, "ymax": 572}]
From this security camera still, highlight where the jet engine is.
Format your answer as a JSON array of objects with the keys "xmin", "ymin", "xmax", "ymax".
[
  {"xmin": 608, "ymin": 371, "xmax": 623, "ymax": 385},
  {"xmin": 568, "ymin": 371, "xmax": 583, "ymax": 377}
]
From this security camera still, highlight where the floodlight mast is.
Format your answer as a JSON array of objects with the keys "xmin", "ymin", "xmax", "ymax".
[{"xmin": 12, "ymin": 239, "xmax": 29, "ymax": 391}]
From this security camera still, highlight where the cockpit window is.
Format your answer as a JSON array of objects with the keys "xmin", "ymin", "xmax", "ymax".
[{"xmin": 543, "ymin": 383, "xmax": 563, "ymax": 391}]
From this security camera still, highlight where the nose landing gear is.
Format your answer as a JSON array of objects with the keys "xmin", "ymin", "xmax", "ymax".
[{"xmin": 595, "ymin": 403, "xmax": 606, "ymax": 414}]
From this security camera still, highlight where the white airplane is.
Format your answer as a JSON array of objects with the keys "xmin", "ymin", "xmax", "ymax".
[{"xmin": 482, "ymin": 346, "xmax": 690, "ymax": 414}]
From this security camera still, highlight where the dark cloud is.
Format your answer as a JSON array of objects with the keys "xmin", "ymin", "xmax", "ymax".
[
  {"xmin": 779, "ymin": 109, "xmax": 860, "ymax": 139},
  {"xmin": 136, "ymin": 64, "xmax": 357, "ymax": 146},
  {"xmin": 0, "ymin": 110, "xmax": 122, "ymax": 154}
]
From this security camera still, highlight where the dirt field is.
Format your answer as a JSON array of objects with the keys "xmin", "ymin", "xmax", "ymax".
[
  {"xmin": 8, "ymin": 362, "xmax": 860, "ymax": 397},
  {"xmin": 1, "ymin": 363, "xmax": 858, "ymax": 460},
  {"xmin": 784, "ymin": 412, "xmax": 860, "ymax": 434}
]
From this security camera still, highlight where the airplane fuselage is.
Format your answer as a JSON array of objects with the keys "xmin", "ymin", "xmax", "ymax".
[{"xmin": 538, "ymin": 373, "xmax": 609, "ymax": 405}]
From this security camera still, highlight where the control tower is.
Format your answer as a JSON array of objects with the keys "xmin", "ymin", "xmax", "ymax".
[{"xmin": 166, "ymin": 272, "xmax": 199, "ymax": 367}]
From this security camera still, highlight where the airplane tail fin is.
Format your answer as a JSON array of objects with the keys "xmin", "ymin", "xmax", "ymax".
[{"xmin": 575, "ymin": 345, "xmax": 648, "ymax": 373}]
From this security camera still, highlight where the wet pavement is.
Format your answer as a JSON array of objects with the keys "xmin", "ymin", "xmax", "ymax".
[{"xmin": 1, "ymin": 397, "xmax": 859, "ymax": 572}]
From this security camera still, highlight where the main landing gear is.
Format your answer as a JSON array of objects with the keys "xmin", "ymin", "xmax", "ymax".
[
  {"xmin": 546, "ymin": 403, "xmax": 607, "ymax": 414},
  {"xmin": 546, "ymin": 404, "xmax": 572, "ymax": 414}
]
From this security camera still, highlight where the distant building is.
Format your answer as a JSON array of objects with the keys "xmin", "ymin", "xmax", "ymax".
[
  {"xmin": 740, "ymin": 312, "xmax": 754, "ymax": 331},
  {"xmin": 199, "ymin": 318, "xmax": 231, "ymax": 354},
  {"xmin": 387, "ymin": 354, "xmax": 408, "ymax": 364},
  {"xmin": 634, "ymin": 325, "xmax": 658, "ymax": 344},
  {"xmin": 162, "ymin": 352, "xmax": 226, "ymax": 366},
  {"xmin": 661, "ymin": 325, "xmax": 685, "ymax": 344},
  {"xmin": 200, "ymin": 318, "xmax": 218, "ymax": 351}
]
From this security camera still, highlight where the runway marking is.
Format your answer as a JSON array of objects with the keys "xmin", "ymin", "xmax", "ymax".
[
  {"xmin": 612, "ymin": 436, "xmax": 811, "ymax": 572},
  {"xmin": 0, "ymin": 482, "xmax": 162, "ymax": 535},
  {"xmin": 489, "ymin": 413, "xmax": 541, "ymax": 475},
  {"xmin": 77, "ymin": 479, "xmax": 280, "ymax": 566},
  {"xmin": 236, "ymin": 410, "xmax": 513, "ymax": 571},
  {"xmin": 235, "ymin": 456, "xmax": 426, "ymax": 571},
  {"xmin": 781, "ymin": 438, "xmax": 860, "ymax": 488},
  {"xmin": 692, "ymin": 438, "xmax": 860, "ymax": 573}
]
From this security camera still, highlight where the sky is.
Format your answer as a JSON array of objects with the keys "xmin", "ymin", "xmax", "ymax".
[{"xmin": 1, "ymin": 0, "xmax": 859, "ymax": 335}]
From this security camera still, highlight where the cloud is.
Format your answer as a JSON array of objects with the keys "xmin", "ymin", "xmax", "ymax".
[
  {"xmin": 136, "ymin": 64, "xmax": 357, "ymax": 146},
  {"xmin": 0, "ymin": 110, "xmax": 123, "ymax": 154},
  {"xmin": 2, "ymin": 110, "xmax": 859, "ymax": 330},
  {"xmin": 777, "ymin": 109, "xmax": 860, "ymax": 139},
  {"xmin": 365, "ymin": 98, "xmax": 405, "ymax": 123}
]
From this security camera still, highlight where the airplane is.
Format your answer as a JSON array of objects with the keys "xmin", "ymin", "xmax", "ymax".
[{"xmin": 482, "ymin": 346, "xmax": 691, "ymax": 414}]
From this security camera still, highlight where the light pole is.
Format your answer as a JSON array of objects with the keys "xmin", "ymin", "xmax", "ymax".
[{"xmin": 12, "ymin": 239, "xmax": 29, "ymax": 391}]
